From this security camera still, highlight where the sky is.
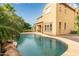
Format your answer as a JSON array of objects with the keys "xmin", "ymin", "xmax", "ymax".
[{"xmin": 12, "ymin": 3, "xmax": 46, "ymax": 26}]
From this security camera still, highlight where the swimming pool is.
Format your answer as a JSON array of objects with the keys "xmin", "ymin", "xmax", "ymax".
[{"xmin": 17, "ymin": 34, "xmax": 68, "ymax": 56}]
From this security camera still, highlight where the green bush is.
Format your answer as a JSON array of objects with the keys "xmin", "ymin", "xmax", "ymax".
[{"xmin": 70, "ymin": 31, "xmax": 77, "ymax": 34}]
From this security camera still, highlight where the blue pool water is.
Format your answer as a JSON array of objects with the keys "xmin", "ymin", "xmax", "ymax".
[{"xmin": 17, "ymin": 34, "xmax": 68, "ymax": 56}]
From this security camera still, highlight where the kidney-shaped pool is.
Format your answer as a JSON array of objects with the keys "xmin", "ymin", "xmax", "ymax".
[{"xmin": 17, "ymin": 34, "xmax": 68, "ymax": 56}]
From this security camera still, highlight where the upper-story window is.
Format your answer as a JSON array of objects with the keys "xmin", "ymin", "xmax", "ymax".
[
  {"xmin": 64, "ymin": 6, "xmax": 67, "ymax": 14},
  {"xmin": 59, "ymin": 7, "xmax": 61, "ymax": 12},
  {"xmin": 59, "ymin": 4, "xmax": 62, "ymax": 12},
  {"xmin": 45, "ymin": 7, "xmax": 51, "ymax": 14},
  {"xmin": 59, "ymin": 3, "xmax": 62, "ymax": 6}
]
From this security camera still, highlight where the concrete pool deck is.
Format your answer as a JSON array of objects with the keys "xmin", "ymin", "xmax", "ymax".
[
  {"xmin": 21, "ymin": 32, "xmax": 79, "ymax": 56},
  {"xmin": 58, "ymin": 34, "xmax": 79, "ymax": 43}
]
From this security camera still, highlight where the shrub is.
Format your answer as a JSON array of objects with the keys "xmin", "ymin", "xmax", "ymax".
[{"xmin": 70, "ymin": 31, "xmax": 77, "ymax": 34}]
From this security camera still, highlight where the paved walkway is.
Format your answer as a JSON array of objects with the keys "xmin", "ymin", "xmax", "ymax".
[{"xmin": 58, "ymin": 34, "xmax": 79, "ymax": 43}]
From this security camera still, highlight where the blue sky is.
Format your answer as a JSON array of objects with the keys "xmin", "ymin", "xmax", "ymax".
[{"xmin": 12, "ymin": 3, "xmax": 46, "ymax": 26}]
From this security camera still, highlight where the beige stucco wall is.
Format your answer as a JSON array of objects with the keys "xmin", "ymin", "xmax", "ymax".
[
  {"xmin": 39, "ymin": 3, "xmax": 57, "ymax": 35},
  {"xmin": 56, "ymin": 4, "xmax": 75, "ymax": 35},
  {"xmin": 43, "ymin": 4, "xmax": 56, "ymax": 35}
]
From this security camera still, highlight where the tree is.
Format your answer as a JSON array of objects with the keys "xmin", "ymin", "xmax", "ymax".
[
  {"xmin": 76, "ymin": 15, "xmax": 79, "ymax": 35},
  {"xmin": 3, "ymin": 3, "xmax": 15, "ymax": 13},
  {"xmin": 0, "ymin": 3, "xmax": 31, "ymax": 55},
  {"xmin": 24, "ymin": 22, "xmax": 32, "ymax": 29}
]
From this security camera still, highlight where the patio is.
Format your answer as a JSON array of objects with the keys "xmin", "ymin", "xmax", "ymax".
[{"xmin": 59, "ymin": 34, "xmax": 79, "ymax": 43}]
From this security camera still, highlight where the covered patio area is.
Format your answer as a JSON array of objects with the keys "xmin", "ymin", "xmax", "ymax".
[{"xmin": 35, "ymin": 22, "xmax": 43, "ymax": 33}]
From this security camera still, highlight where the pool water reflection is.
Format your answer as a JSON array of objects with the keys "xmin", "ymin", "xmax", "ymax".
[{"xmin": 17, "ymin": 34, "xmax": 68, "ymax": 56}]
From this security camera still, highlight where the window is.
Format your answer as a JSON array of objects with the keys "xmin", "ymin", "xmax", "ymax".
[
  {"xmin": 77, "ymin": 12, "xmax": 78, "ymax": 15},
  {"xmin": 59, "ymin": 3, "xmax": 62, "ymax": 5},
  {"xmin": 59, "ymin": 4, "xmax": 62, "ymax": 12},
  {"xmin": 65, "ymin": 8, "xmax": 66, "ymax": 14},
  {"xmin": 45, "ymin": 23, "xmax": 52, "ymax": 32},
  {"xmin": 45, "ymin": 7, "xmax": 51, "ymax": 14},
  {"xmin": 64, "ymin": 6, "xmax": 67, "ymax": 14},
  {"xmin": 59, "ymin": 7, "xmax": 61, "ymax": 12},
  {"xmin": 64, "ymin": 22, "xmax": 66, "ymax": 30},
  {"xmin": 45, "ymin": 25, "xmax": 47, "ymax": 31},
  {"xmin": 50, "ymin": 23, "xmax": 52, "ymax": 31},
  {"xmin": 59, "ymin": 22, "xmax": 61, "ymax": 30},
  {"xmin": 47, "ymin": 25, "xmax": 49, "ymax": 31}
]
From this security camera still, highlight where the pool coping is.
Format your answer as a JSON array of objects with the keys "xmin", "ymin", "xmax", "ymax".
[{"xmin": 21, "ymin": 32, "xmax": 79, "ymax": 56}]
